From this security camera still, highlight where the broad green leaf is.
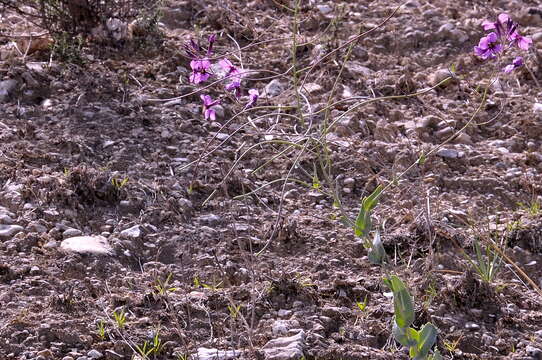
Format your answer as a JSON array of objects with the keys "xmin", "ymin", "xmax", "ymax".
[
  {"xmin": 392, "ymin": 322, "xmax": 416, "ymax": 347},
  {"xmin": 430, "ymin": 349, "xmax": 443, "ymax": 360},
  {"xmin": 368, "ymin": 230, "xmax": 386, "ymax": 265},
  {"xmin": 354, "ymin": 185, "xmax": 382, "ymax": 237},
  {"xmin": 384, "ymin": 275, "xmax": 414, "ymax": 328},
  {"xmin": 414, "ymin": 323, "xmax": 438, "ymax": 359}
]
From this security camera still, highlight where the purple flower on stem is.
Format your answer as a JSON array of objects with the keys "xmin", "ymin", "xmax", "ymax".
[
  {"xmin": 184, "ymin": 39, "xmax": 200, "ymax": 58},
  {"xmin": 474, "ymin": 32, "xmax": 503, "ymax": 60},
  {"xmin": 219, "ymin": 59, "xmax": 240, "ymax": 76},
  {"xmin": 201, "ymin": 94, "xmax": 220, "ymax": 121},
  {"xmin": 244, "ymin": 89, "xmax": 259, "ymax": 109},
  {"xmin": 190, "ymin": 59, "xmax": 211, "ymax": 84},
  {"xmin": 482, "ymin": 13, "xmax": 515, "ymax": 38},
  {"xmin": 503, "ymin": 56, "xmax": 524, "ymax": 73},
  {"xmin": 510, "ymin": 31, "xmax": 532, "ymax": 50},
  {"xmin": 220, "ymin": 59, "xmax": 242, "ymax": 97},
  {"xmin": 225, "ymin": 80, "xmax": 241, "ymax": 98}
]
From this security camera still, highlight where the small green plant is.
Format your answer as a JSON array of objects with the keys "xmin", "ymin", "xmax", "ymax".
[
  {"xmin": 193, "ymin": 275, "xmax": 223, "ymax": 291},
  {"xmin": 96, "ymin": 319, "xmax": 106, "ymax": 340},
  {"xmin": 134, "ymin": 331, "xmax": 165, "ymax": 358},
  {"xmin": 154, "ymin": 272, "xmax": 177, "ymax": 295},
  {"xmin": 518, "ymin": 199, "xmax": 541, "ymax": 216},
  {"xmin": 227, "ymin": 303, "xmax": 242, "ymax": 319},
  {"xmin": 383, "ymin": 275, "xmax": 440, "ymax": 360},
  {"xmin": 134, "ymin": 340, "xmax": 154, "ymax": 358},
  {"xmin": 443, "ymin": 335, "xmax": 462, "ymax": 355},
  {"xmin": 111, "ymin": 177, "xmax": 129, "ymax": 189},
  {"xmin": 113, "ymin": 308, "xmax": 127, "ymax": 329},
  {"xmin": 50, "ymin": 32, "xmax": 85, "ymax": 64},
  {"xmin": 348, "ymin": 185, "xmax": 387, "ymax": 265},
  {"xmin": 175, "ymin": 353, "xmax": 189, "ymax": 360},
  {"xmin": 469, "ymin": 239, "xmax": 502, "ymax": 283},
  {"xmin": 422, "ymin": 283, "xmax": 437, "ymax": 310},
  {"xmin": 355, "ymin": 294, "xmax": 369, "ymax": 312}
]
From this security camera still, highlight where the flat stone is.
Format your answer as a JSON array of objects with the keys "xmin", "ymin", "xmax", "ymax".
[
  {"xmin": 60, "ymin": 236, "xmax": 112, "ymax": 255},
  {"xmin": 0, "ymin": 224, "xmax": 24, "ymax": 241},
  {"xmin": 197, "ymin": 347, "xmax": 241, "ymax": 360},
  {"xmin": 87, "ymin": 349, "xmax": 103, "ymax": 359},
  {"xmin": 265, "ymin": 79, "xmax": 286, "ymax": 97},
  {"xmin": 0, "ymin": 214, "xmax": 14, "ymax": 224},
  {"xmin": 63, "ymin": 228, "xmax": 82, "ymax": 238},
  {"xmin": 262, "ymin": 331, "xmax": 305, "ymax": 360},
  {"xmin": 317, "ymin": 4, "xmax": 333, "ymax": 15},
  {"xmin": 436, "ymin": 148, "xmax": 460, "ymax": 159}
]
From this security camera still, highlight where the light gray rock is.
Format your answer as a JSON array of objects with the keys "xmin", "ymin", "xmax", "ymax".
[
  {"xmin": 436, "ymin": 148, "xmax": 460, "ymax": 159},
  {"xmin": 527, "ymin": 345, "xmax": 542, "ymax": 358},
  {"xmin": 265, "ymin": 79, "xmax": 286, "ymax": 97},
  {"xmin": 87, "ymin": 349, "xmax": 103, "ymax": 359},
  {"xmin": 63, "ymin": 228, "xmax": 82, "ymax": 238},
  {"xmin": 345, "ymin": 62, "xmax": 374, "ymax": 78},
  {"xmin": 0, "ymin": 224, "xmax": 24, "ymax": 241},
  {"xmin": 317, "ymin": 4, "xmax": 333, "ymax": 15},
  {"xmin": 262, "ymin": 330, "xmax": 305, "ymax": 360},
  {"xmin": 533, "ymin": 103, "xmax": 542, "ymax": 113},
  {"xmin": 465, "ymin": 322, "xmax": 480, "ymax": 331},
  {"xmin": 120, "ymin": 225, "xmax": 142, "ymax": 239},
  {"xmin": 0, "ymin": 79, "xmax": 18, "ymax": 102},
  {"xmin": 0, "ymin": 214, "xmax": 14, "ymax": 224},
  {"xmin": 198, "ymin": 214, "xmax": 221, "ymax": 226},
  {"xmin": 197, "ymin": 347, "xmax": 241, "ymax": 360},
  {"xmin": 60, "ymin": 236, "xmax": 112, "ymax": 255}
]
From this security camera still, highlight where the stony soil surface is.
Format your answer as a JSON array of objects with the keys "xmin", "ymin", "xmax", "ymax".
[{"xmin": 1, "ymin": 0, "xmax": 542, "ymax": 359}]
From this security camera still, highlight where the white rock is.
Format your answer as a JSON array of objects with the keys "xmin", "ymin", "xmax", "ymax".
[
  {"xmin": 60, "ymin": 236, "xmax": 112, "ymax": 255},
  {"xmin": 63, "ymin": 228, "xmax": 82, "ymax": 238},
  {"xmin": 197, "ymin": 347, "xmax": 241, "ymax": 360},
  {"xmin": 533, "ymin": 103, "xmax": 542, "ymax": 113},
  {"xmin": 120, "ymin": 225, "xmax": 142, "ymax": 239},
  {"xmin": 262, "ymin": 331, "xmax": 305, "ymax": 360},
  {"xmin": 317, "ymin": 4, "xmax": 333, "ymax": 15},
  {"xmin": 264, "ymin": 79, "xmax": 286, "ymax": 97},
  {"xmin": 436, "ymin": 148, "xmax": 460, "ymax": 159},
  {"xmin": 87, "ymin": 349, "xmax": 103, "ymax": 359}
]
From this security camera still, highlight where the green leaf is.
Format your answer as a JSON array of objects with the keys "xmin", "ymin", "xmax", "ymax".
[
  {"xmin": 392, "ymin": 322, "xmax": 414, "ymax": 347},
  {"xmin": 414, "ymin": 323, "xmax": 438, "ymax": 359},
  {"xmin": 368, "ymin": 230, "xmax": 386, "ymax": 265},
  {"xmin": 384, "ymin": 275, "xmax": 414, "ymax": 328},
  {"xmin": 354, "ymin": 185, "xmax": 383, "ymax": 237},
  {"xmin": 431, "ymin": 349, "xmax": 443, "ymax": 360}
]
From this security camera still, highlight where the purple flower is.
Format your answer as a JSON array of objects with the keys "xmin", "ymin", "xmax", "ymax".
[
  {"xmin": 503, "ymin": 56, "xmax": 524, "ymax": 73},
  {"xmin": 474, "ymin": 32, "xmax": 503, "ymax": 60},
  {"xmin": 219, "ymin": 59, "xmax": 240, "ymax": 76},
  {"xmin": 225, "ymin": 80, "xmax": 241, "ymax": 98},
  {"xmin": 190, "ymin": 59, "xmax": 212, "ymax": 84},
  {"xmin": 510, "ymin": 31, "xmax": 532, "ymax": 50},
  {"xmin": 201, "ymin": 94, "xmax": 220, "ymax": 121},
  {"xmin": 184, "ymin": 39, "xmax": 201, "ymax": 58},
  {"xmin": 219, "ymin": 59, "xmax": 242, "ymax": 97},
  {"xmin": 482, "ymin": 13, "xmax": 515, "ymax": 38},
  {"xmin": 244, "ymin": 89, "xmax": 259, "ymax": 109}
]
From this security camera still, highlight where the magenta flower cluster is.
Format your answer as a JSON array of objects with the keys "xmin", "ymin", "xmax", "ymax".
[
  {"xmin": 474, "ymin": 13, "xmax": 532, "ymax": 73},
  {"xmin": 185, "ymin": 35, "xmax": 259, "ymax": 120}
]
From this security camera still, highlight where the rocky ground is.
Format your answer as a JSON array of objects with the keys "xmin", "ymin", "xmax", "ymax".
[{"xmin": 1, "ymin": 0, "xmax": 542, "ymax": 359}]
